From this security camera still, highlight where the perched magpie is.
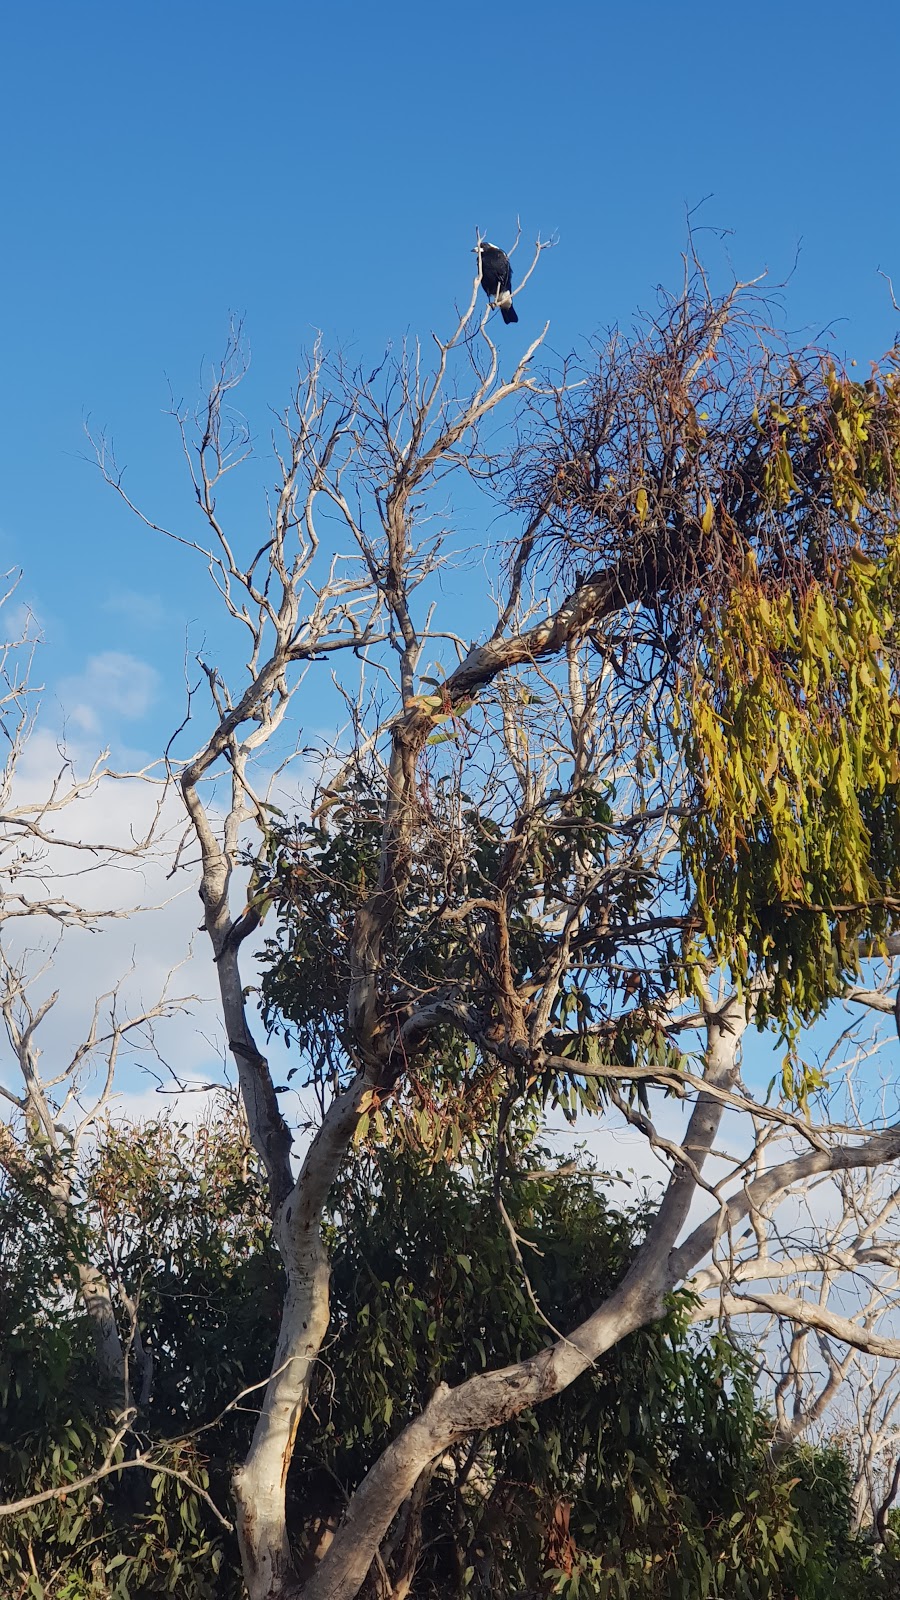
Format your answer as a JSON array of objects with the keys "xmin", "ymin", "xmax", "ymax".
[{"xmin": 475, "ymin": 241, "xmax": 519, "ymax": 324}]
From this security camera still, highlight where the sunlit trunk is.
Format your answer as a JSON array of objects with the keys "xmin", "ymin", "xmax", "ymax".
[{"xmin": 234, "ymin": 1269, "xmax": 330, "ymax": 1599}]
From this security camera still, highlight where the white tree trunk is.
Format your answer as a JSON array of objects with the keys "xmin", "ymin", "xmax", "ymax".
[{"xmin": 234, "ymin": 1272, "xmax": 330, "ymax": 1598}]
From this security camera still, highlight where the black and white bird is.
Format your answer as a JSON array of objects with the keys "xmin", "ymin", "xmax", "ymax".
[{"xmin": 474, "ymin": 241, "xmax": 519, "ymax": 324}]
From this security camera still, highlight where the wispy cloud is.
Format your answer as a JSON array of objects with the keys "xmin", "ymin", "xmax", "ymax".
[
  {"xmin": 58, "ymin": 650, "xmax": 160, "ymax": 733},
  {"xmin": 102, "ymin": 588, "xmax": 167, "ymax": 630}
]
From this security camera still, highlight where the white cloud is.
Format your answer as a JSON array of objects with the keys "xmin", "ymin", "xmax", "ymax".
[
  {"xmin": 0, "ymin": 702, "xmax": 319, "ymax": 1161},
  {"xmin": 57, "ymin": 651, "xmax": 160, "ymax": 733}
]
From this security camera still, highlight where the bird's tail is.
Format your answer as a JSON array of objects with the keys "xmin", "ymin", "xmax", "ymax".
[{"xmin": 500, "ymin": 302, "xmax": 519, "ymax": 325}]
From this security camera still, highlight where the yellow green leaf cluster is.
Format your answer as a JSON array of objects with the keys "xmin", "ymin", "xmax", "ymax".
[
  {"xmin": 681, "ymin": 546, "xmax": 900, "ymax": 1028},
  {"xmin": 823, "ymin": 366, "xmax": 896, "ymax": 520}
]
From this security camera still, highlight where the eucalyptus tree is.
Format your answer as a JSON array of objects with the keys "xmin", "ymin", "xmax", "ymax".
[{"xmin": 83, "ymin": 250, "xmax": 900, "ymax": 1599}]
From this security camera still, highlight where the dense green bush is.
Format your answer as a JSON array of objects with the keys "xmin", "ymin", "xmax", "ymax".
[{"xmin": 0, "ymin": 1107, "xmax": 890, "ymax": 1598}]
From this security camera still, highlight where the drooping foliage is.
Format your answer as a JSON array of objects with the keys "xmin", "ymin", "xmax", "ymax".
[
  {"xmin": 682, "ymin": 543, "xmax": 900, "ymax": 1034},
  {"xmin": 675, "ymin": 362, "xmax": 900, "ymax": 1038},
  {"xmin": 516, "ymin": 325, "xmax": 900, "ymax": 1039}
]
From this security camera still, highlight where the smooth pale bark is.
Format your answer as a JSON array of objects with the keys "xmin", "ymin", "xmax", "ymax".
[
  {"xmin": 197, "ymin": 843, "xmax": 294, "ymax": 1211},
  {"xmin": 670, "ymin": 1122, "xmax": 900, "ymax": 1286},
  {"xmin": 715, "ymin": 1294, "xmax": 900, "ymax": 1360},
  {"xmin": 233, "ymin": 1074, "xmax": 368, "ymax": 1599},
  {"xmin": 183, "ymin": 748, "xmax": 307, "ymax": 1595},
  {"xmin": 233, "ymin": 1271, "xmax": 330, "ymax": 1596},
  {"xmin": 193, "ymin": 922, "xmax": 351, "ymax": 1591},
  {"xmin": 177, "ymin": 578, "xmax": 386, "ymax": 1593}
]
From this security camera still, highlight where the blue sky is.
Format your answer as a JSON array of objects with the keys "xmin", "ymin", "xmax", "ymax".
[{"xmin": 0, "ymin": 0, "xmax": 898, "ymax": 743}]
